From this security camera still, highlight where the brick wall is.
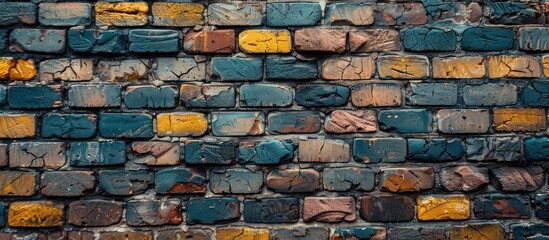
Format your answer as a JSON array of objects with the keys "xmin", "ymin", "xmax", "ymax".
[{"xmin": 0, "ymin": 1, "xmax": 548, "ymax": 239}]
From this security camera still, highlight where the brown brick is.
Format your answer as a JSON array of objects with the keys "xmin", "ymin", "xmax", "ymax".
[
  {"xmin": 322, "ymin": 56, "xmax": 375, "ymax": 80},
  {"xmin": 325, "ymin": 110, "xmax": 377, "ymax": 133},
  {"xmin": 490, "ymin": 166, "xmax": 545, "ymax": 192},
  {"xmin": 183, "ymin": 29, "xmax": 235, "ymax": 54},
  {"xmin": 380, "ymin": 167, "xmax": 435, "ymax": 192},
  {"xmin": 450, "ymin": 223, "xmax": 505, "ymax": 240},
  {"xmin": 69, "ymin": 200, "xmax": 123, "ymax": 226},
  {"xmin": 440, "ymin": 166, "xmax": 489, "ymax": 192},
  {"xmin": 298, "ymin": 138, "xmax": 350, "ymax": 163},
  {"xmin": 360, "ymin": 195, "xmax": 415, "ymax": 222},
  {"xmin": 8, "ymin": 201, "xmax": 64, "ymax": 227},
  {"xmin": 488, "ymin": 55, "xmax": 541, "ymax": 78},
  {"xmin": 266, "ymin": 169, "xmax": 320, "ymax": 193},
  {"xmin": 130, "ymin": 141, "xmax": 180, "ymax": 165},
  {"xmin": 303, "ymin": 197, "xmax": 356, "ymax": 222},
  {"xmin": 99, "ymin": 231, "xmax": 153, "ymax": 240},
  {"xmin": 40, "ymin": 171, "xmax": 95, "ymax": 197},
  {"xmin": 432, "ymin": 56, "xmax": 485, "ymax": 79},
  {"xmin": 0, "ymin": 144, "xmax": 6, "ymax": 167},
  {"xmin": 0, "ymin": 171, "xmax": 36, "ymax": 196},
  {"xmin": 157, "ymin": 229, "xmax": 213, "ymax": 240},
  {"xmin": 152, "ymin": 2, "xmax": 204, "ymax": 27},
  {"xmin": 68, "ymin": 231, "xmax": 94, "ymax": 240},
  {"xmin": 437, "ymin": 109, "xmax": 490, "ymax": 134},
  {"xmin": 294, "ymin": 28, "xmax": 347, "ymax": 53},
  {"xmin": 351, "ymin": 83, "xmax": 402, "ymax": 107},
  {"xmin": 349, "ymin": 29, "xmax": 400, "ymax": 52},
  {"xmin": 493, "ymin": 108, "xmax": 546, "ymax": 132},
  {"xmin": 9, "ymin": 142, "xmax": 65, "ymax": 168},
  {"xmin": 39, "ymin": 58, "xmax": 93, "ymax": 81}
]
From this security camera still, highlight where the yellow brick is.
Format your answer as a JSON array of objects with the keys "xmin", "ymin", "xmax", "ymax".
[
  {"xmin": 0, "ymin": 58, "xmax": 36, "ymax": 81},
  {"xmin": 239, "ymin": 30, "xmax": 292, "ymax": 53},
  {"xmin": 96, "ymin": 2, "xmax": 149, "ymax": 26},
  {"xmin": 0, "ymin": 171, "xmax": 36, "ymax": 196},
  {"xmin": 152, "ymin": 2, "xmax": 204, "ymax": 26},
  {"xmin": 157, "ymin": 113, "xmax": 208, "ymax": 137},
  {"xmin": 493, "ymin": 108, "xmax": 546, "ymax": 132},
  {"xmin": 432, "ymin": 56, "xmax": 485, "ymax": 79},
  {"xmin": 450, "ymin": 223, "xmax": 505, "ymax": 240},
  {"xmin": 543, "ymin": 55, "xmax": 549, "ymax": 77},
  {"xmin": 8, "ymin": 201, "xmax": 64, "ymax": 227},
  {"xmin": 488, "ymin": 55, "xmax": 541, "ymax": 78},
  {"xmin": 216, "ymin": 228, "xmax": 269, "ymax": 240},
  {"xmin": 0, "ymin": 114, "xmax": 36, "ymax": 138},
  {"xmin": 377, "ymin": 55, "xmax": 429, "ymax": 79},
  {"xmin": 417, "ymin": 195, "xmax": 470, "ymax": 221}
]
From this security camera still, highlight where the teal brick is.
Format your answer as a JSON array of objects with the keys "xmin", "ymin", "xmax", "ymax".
[
  {"xmin": 462, "ymin": 27, "xmax": 514, "ymax": 51},
  {"xmin": 407, "ymin": 83, "xmax": 457, "ymax": 106},
  {"xmin": 522, "ymin": 81, "xmax": 549, "ymax": 107},
  {"xmin": 266, "ymin": 3, "xmax": 321, "ymax": 26},
  {"xmin": 210, "ymin": 168, "xmax": 264, "ymax": 194},
  {"xmin": 378, "ymin": 109, "xmax": 432, "ymax": 133},
  {"xmin": 10, "ymin": 29, "xmax": 66, "ymax": 53},
  {"xmin": 474, "ymin": 194, "xmax": 531, "ymax": 219},
  {"xmin": 210, "ymin": 57, "xmax": 263, "ymax": 81},
  {"xmin": 0, "ymin": 85, "xmax": 5, "ymax": 106},
  {"xmin": 295, "ymin": 84, "xmax": 350, "ymax": 107},
  {"xmin": 353, "ymin": 138, "xmax": 407, "ymax": 163},
  {"xmin": 124, "ymin": 85, "xmax": 178, "ymax": 109},
  {"xmin": 268, "ymin": 111, "xmax": 322, "ymax": 134},
  {"xmin": 334, "ymin": 227, "xmax": 386, "ymax": 239},
  {"xmin": 511, "ymin": 223, "xmax": 549, "ymax": 240},
  {"xmin": 490, "ymin": 2, "xmax": 542, "ymax": 24},
  {"xmin": 98, "ymin": 113, "xmax": 153, "ymax": 139},
  {"xmin": 524, "ymin": 137, "xmax": 549, "ymax": 161},
  {"xmin": 42, "ymin": 113, "xmax": 97, "ymax": 139},
  {"xmin": 99, "ymin": 170, "xmax": 153, "ymax": 195},
  {"xmin": 8, "ymin": 85, "xmax": 62, "ymax": 109},
  {"xmin": 0, "ymin": 3, "xmax": 36, "ymax": 26},
  {"xmin": 266, "ymin": 57, "xmax": 317, "ymax": 80},
  {"xmin": 155, "ymin": 168, "xmax": 206, "ymax": 194},
  {"xmin": 408, "ymin": 138, "xmax": 463, "ymax": 161},
  {"xmin": 68, "ymin": 85, "xmax": 121, "ymax": 108},
  {"xmin": 129, "ymin": 29, "xmax": 179, "ymax": 53},
  {"xmin": 518, "ymin": 27, "xmax": 549, "ymax": 51},
  {"xmin": 463, "ymin": 83, "xmax": 517, "ymax": 106},
  {"xmin": 322, "ymin": 167, "xmax": 375, "ymax": 191},
  {"xmin": 0, "ymin": 203, "xmax": 5, "ymax": 227},
  {"xmin": 68, "ymin": 29, "xmax": 127, "ymax": 54},
  {"xmin": 240, "ymin": 84, "xmax": 292, "ymax": 107},
  {"xmin": 403, "ymin": 27, "xmax": 456, "ymax": 51},
  {"xmin": 181, "ymin": 85, "xmax": 235, "ymax": 108},
  {"xmin": 238, "ymin": 140, "xmax": 294, "ymax": 165},
  {"xmin": 185, "ymin": 140, "xmax": 236, "ymax": 165},
  {"xmin": 69, "ymin": 141, "xmax": 126, "ymax": 166},
  {"xmin": 186, "ymin": 197, "xmax": 240, "ymax": 224},
  {"xmin": 244, "ymin": 198, "xmax": 299, "ymax": 223},
  {"xmin": 0, "ymin": 31, "xmax": 6, "ymax": 50}
]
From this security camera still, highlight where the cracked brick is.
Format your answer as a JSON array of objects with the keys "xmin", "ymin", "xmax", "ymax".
[
  {"xmin": 0, "ymin": 57, "xmax": 36, "ymax": 81},
  {"xmin": 210, "ymin": 168, "xmax": 263, "ymax": 194},
  {"xmin": 432, "ymin": 56, "xmax": 485, "ymax": 79},
  {"xmin": 294, "ymin": 29, "xmax": 347, "ymax": 53},
  {"xmin": 184, "ymin": 140, "xmax": 236, "ymax": 165},
  {"xmin": 375, "ymin": 3, "xmax": 427, "ymax": 26},
  {"xmin": 490, "ymin": 166, "xmax": 545, "ymax": 192},
  {"xmin": 40, "ymin": 171, "xmax": 95, "ymax": 197},
  {"xmin": 450, "ymin": 223, "xmax": 505, "ymax": 240},
  {"xmin": 152, "ymin": 2, "xmax": 204, "ymax": 27},
  {"xmin": 97, "ymin": 59, "xmax": 151, "ymax": 81},
  {"xmin": 407, "ymin": 83, "xmax": 458, "ymax": 106},
  {"xmin": 0, "ymin": 171, "xmax": 36, "ymax": 196},
  {"xmin": 488, "ymin": 55, "xmax": 541, "ymax": 78},
  {"xmin": 155, "ymin": 168, "xmax": 206, "ymax": 194},
  {"xmin": 378, "ymin": 55, "xmax": 429, "ymax": 79},
  {"xmin": 244, "ymin": 198, "xmax": 299, "ymax": 223},
  {"xmin": 186, "ymin": 197, "xmax": 240, "ymax": 224},
  {"xmin": 266, "ymin": 3, "xmax": 321, "ymax": 27},
  {"xmin": 463, "ymin": 83, "xmax": 517, "ymax": 106},
  {"xmin": 351, "ymin": 83, "xmax": 402, "ymax": 107},
  {"xmin": 239, "ymin": 140, "xmax": 294, "ymax": 165},
  {"xmin": 493, "ymin": 108, "xmax": 546, "ymax": 132},
  {"xmin": 322, "ymin": 56, "xmax": 374, "ymax": 80},
  {"xmin": 95, "ymin": 2, "xmax": 148, "ymax": 27},
  {"xmin": 266, "ymin": 169, "xmax": 320, "ymax": 193},
  {"xmin": 466, "ymin": 137, "xmax": 521, "ymax": 161},
  {"xmin": 299, "ymin": 138, "xmax": 349, "ymax": 163},
  {"xmin": 208, "ymin": 3, "xmax": 263, "ymax": 26},
  {"xmin": 9, "ymin": 142, "xmax": 65, "ymax": 168},
  {"xmin": 326, "ymin": 3, "xmax": 374, "ymax": 26},
  {"xmin": 440, "ymin": 166, "xmax": 489, "ymax": 192},
  {"xmin": 39, "ymin": 59, "xmax": 93, "ymax": 81},
  {"xmin": 417, "ymin": 195, "xmax": 471, "ymax": 221},
  {"xmin": 303, "ymin": 197, "xmax": 356, "ymax": 223},
  {"xmin": 130, "ymin": 142, "xmax": 181, "ymax": 166},
  {"xmin": 68, "ymin": 200, "xmax": 123, "ymax": 227},
  {"xmin": 381, "ymin": 167, "xmax": 435, "ymax": 193},
  {"xmin": 126, "ymin": 200, "xmax": 182, "ymax": 227},
  {"xmin": 323, "ymin": 167, "xmax": 375, "ymax": 192},
  {"xmin": 349, "ymin": 29, "xmax": 400, "ymax": 52},
  {"xmin": 325, "ymin": 110, "xmax": 377, "ymax": 133},
  {"xmin": 180, "ymin": 84, "xmax": 235, "ymax": 108},
  {"xmin": 98, "ymin": 170, "xmax": 153, "ymax": 196}
]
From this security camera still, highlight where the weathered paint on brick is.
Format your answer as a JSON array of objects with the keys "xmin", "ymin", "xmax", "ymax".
[
  {"xmin": 68, "ymin": 29, "xmax": 127, "ymax": 54},
  {"xmin": 352, "ymin": 83, "xmax": 402, "ymax": 107},
  {"xmin": 152, "ymin": 3, "xmax": 204, "ymax": 27},
  {"xmin": 239, "ymin": 30, "xmax": 291, "ymax": 54},
  {"xmin": 0, "ymin": 171, "xmax": 36, "ymax": 196},
  {"xmin": 239, "ymin": 140, "xmax": 294, "ymax": 165},
  {"xmin": 295, "ymin": 84, "xmax": 349, "ymax": 107},
  {"xmin": 266, "ymin": 57, "xmax": 317, "ymax": 80},
  {"xmin": 488, "ymin": 55, "xmax": 541, "ymax": 78},
  {"xmin": 462, "ymin": 27, "xmax": 514, "ymax": 51},
  {"xmin": 266, "ymin": 3, "xmax": 321, "ymax": 27},
  {"xmin": 240, "ymin": 84, "xmax": 292, "ymax": 107},
  {"xmin": 95, "ymin": 2, "xmax": 148, "ymax": 27},
  {"xmin": 378, "ymin": 109, "xmax": 432, "ymax": 133},
  {"xmin": 180, "ymin": 84, "xmax": 235, "ymax": 108},
  {"xmin": 244, "ymin": 198, "xmax": 299, "ymax": 223},
  {"xmin": 378, "ymin": 55, "xmax": 430, "ymax": 79},
  {"xmin": 326, "ymin": 3, "xmax": 374, "ymax": 26},
  {"xmin": 211, "ymin": 112, "xmax": 264, "ymax": 136},
  {"xmin": 432, "ymin": 56, "xmax": 485, "ymax": 79},
  {"xmin": 493, "ymin": 108, "xmax": 546, "ymax": 132},
  {"xmin": 99, "ymin": 170, "xmax": 153, "ymax": 195},
  {"xmin": 210, "ymin": 168, "xmax": 264, "ymax": 194},
  {"xmin": 98, "ymin": 113, "xmax": 153, "ymax": 138},
  {"xmin": 186, "ymin": 197, "xmax": 240, "ymax": 224},
  {"xmin": 0, "ymin": 114, "xmax": 36, "ymax": 139},
  {"xmin": 69, "ymin": 141, "xmax": 126, "ymax": 166},
  {"xmin": 185, "ymin": 140, "xmax": 236, "ymax": 165},
  {"xmin": 8, "ymin": 85, "xmax": 62, "ymax": 109},
  {"xmin": 68, "ymin": 85, "xmax": 121, "ymax": 108},
  {"xmin": 0, "ymin": 3, "xmax": 36, "ymax": 26},
  {"xmin": 354, "ymin": 138, "xmax": 407, "ymax": 163},
  {"xmin": 184, "ymin": 29, "xmax": 235, "ymax": 54},
  {"xmin": 322, "ymin": 56, "xmax": 375, "ymax": 80},
  {"xmin": 10, "ymin": 29, "xmax": 66, "ymax": 53},
  {"xmin": 157, "ymin": 113, "xmax": 208, "ymax": 137},
  {"xmin": 403, "ymin": 27, "xmax": 456, "ymax": 51},
  {"xmin": 408, "ymin": 138, "xmax": 463, "ymax": 162},
  {"xmin": 9, "ymin": 142, "xmax": 65, "ymax": 168},
  {"xmin": 8, "ymin": 201, "xmax": 64, "ymax": 227},
  {"xmin": 208, "ymin": 3, "xmax": 263, "ymax": 26},
  {"xmin": 299, "ymin": 138, "xmax": 350, "ymax": 163},
  {"xmin": 407, "ymin": 83, "xmax": 458, "ymax": 106},
  {"xmin": 124, "ymin": 85, "xmax": 178, "ymax": 109},
  {"xmin": 210, "ymin": 57, "xmax": 263, "ymax": 81},
  {"xmin": 39, "ymin": 3, "xmax": 91, "ymax": 26},
  {"xmin": 417, "ymin": 195, "xmax": 471, "ymax": 221},
  {"xmin": 155, "ymin": 168, "xmax": 206, "ymax": 194},
  {"xmin": 268, "ymin": 111, "xmax": 322, "ymax": 134}
]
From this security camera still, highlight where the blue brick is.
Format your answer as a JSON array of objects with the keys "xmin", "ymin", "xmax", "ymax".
[
  {"xmin": 334, "ymin": 227, "xmax": 386, "ymax": 239},
  {"xmin": 98, "ymin": 113, "xmax": 153, "ymax": 139},
  {"xmin": 266, "ymin": 57, "xmax": 317, "ymax": 80},
  {"xmin": 268, "ymin": 111, "xmax": 322, "ymax": 134},
  {"xmin": 295, "ymin": 84, "xmax": 350, "ymax": 107},
  {"xmin": 490, "ymin": 2, "xmax": 542, "ymax": 24},
  {"xmin": 211, "ymin": 112, "xmax": 264, "ymax": 136},
  {"xmin": 0, "ymin": 85, "xmax": 6, "ymax": 106},
  {"xmin": 353, "ymin": 138, "xmax": 407, "ymax": 163},
  {"xmin": 463, "ymin": 83, "xmax": 517, "ymax": 106},
  {"xmin": 408, "ymin": 138, "xmax": 463, "ymax": 162},
  {"xmin": 8, "ymin": 85, "xmax": 62, "ymax": 109},
  {"xmin": 0, "ymin": 203, "xmax": 5, "ymax": 227},
  {"xmin": 407, "ymin": 83, "xmax": 457, "ymax": 106},
  {"xmin": 184, "ymin": 140, "xmax": 236, "ymax": 165},
  {"xmin": 474, "ymin": 194, "xmax": 531, "ymax": 219},
  {"xmin": 186, "ymin": 198, "xmax": 240, "ymax": 224},
  {"xmin": 521, "ymin": 81, "xmax": 549, "ymax": 107},
  {"xmin": 10, "ymin": 29, "xmax": 66, "ymax": 53},
  {"xmin": 68, "ymin": 85, "xmax": 121, "ymax": 108},
  {"xmin": 240, "ymin": 84, "xmax": 293, "ymax": 107},
  {"xmin": 180, "ymin": 84, "xmax": 235, "ymax": 108},
  {"xmin": 266, "ymin": 3, "xmax": 321, "ymax": 26},
  {"xmin": 524, "ymin": 137, "xmax": 549, "ymax": 161},
  {"xmin": 155, "ymin": 168, "xmax": 206, "ymax": 194},
  {"xmin": 462, "ymin": 27, "xmax": 514, "ymax": 51},
  {"xmin": 42, "ymin": 113, "xmax": 97, "ymax": 139},
  {"xmin": 38, "ymin": 3, "xmax": 91, "ymax": 26},
  {"xmin": 511, "ymin": 223, "xmax": 549, "ymax": 240},
  {"xmin": 0, "ymin": 3, "xmax": 36, "ymax": 26},
  {"xmin": 99, "ymin": 170, "xmax": 153, "ymax": 196},
  {"xmin": 210, "ymin": 57, "xmax": 263, "ymax": 81},
  {"xmin": 68, "ymin": 29, "xmax": 127, "ymax": 54},
  {"xmin": 244, "ymin": 198, "xmax": 299, "ymax": 223},
  {"xmin": 322, "ymin": 167, "xmax": 375, "ymax": 191},
  {"xmin": 378, "ymin": 109, "xmax": 432, "ymax": 133},
  {"xmin": 238, "ymin": 140, "xmax": 294, "ymax": 165},
  {"xmin": 535, "ymin": 194, "xmax": 549, "ymax": 219},
  {"xmin": 69, "ymin": 141, "xmax": 126, "ymax": 166},
  {"xmin": 210, "ymin": 168, "xmax": 264, "ymax": 194},
  {"xmin": 0, "ymin": 31, "xmax": 6, "ymax": 50},
  {"xmin": 403, "ymin": 27, "xmax": 456, "ymax": 52},
  {"xmin": 129, "ymin": 29, "xmax": 179, "ymax": 53},
  {"xmin": 124, "ymin": 85, "xmax": 178, "ymax": 109},
  {"xmin": 518, "ymin": 27, "xmax": 549, "ymax": 51}
]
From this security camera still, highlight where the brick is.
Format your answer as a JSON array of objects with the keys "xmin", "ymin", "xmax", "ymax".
[
  {"xmin": 186, "ymin": 197, "xmax": 239, "ymax": 224},
  {"xmin": 349, "ymin": 29, "xmax": 401, "ymax": 52},
  {"xmin": 323, "ymin": 167, "xmax": 374, "ymax": 192},
  {"xmin": 239, "ymin": 140, "xmax": 294, "ymax": 165},
  {"xmin": 390, "ymin": 227, "xmax": 447, "ymax": 240},
  {"xmin": 333, "ymin": 227, "xmax": 386, "ymax": 240},
  {"xmin": 68, "ymin": 200, "xmax": 123, "ymax": 227},
  {"xmin": 375, "ymin": 3, "xmax": 427, "ymax": 25},
  {"xmin": 522, "ymin": 81, "xmax": 549, "ymax": 107},
  {"xmin": 299, "ymin": 138, "xmax": 349, "ymax": 163},
  {"xmin": 0, "ymin": 171, "xmax": 36, "ymax": 196},
  {"xmin": 266, "ymin": 57, "xmax": 317, "ymax": 80},
  {"xmin": 408, "ymin": 138, "xmax": 463, "ymax": 162},
  {"xmin": 0, "ymin": 144, "xmax": 6, "ymax": 167},
  {"xmin": 0, "ymin": 58, "xmax": 36, "ymax": 81},
  {"xmin": 488, "ymin": 55, "xmax": 541, "ymax": 78},
  {"xmin": 381, "ymin": 167, "xmax": 435, "ymax": 192},
  {"xmin": 157, "ymin": 229, "xmax": 212, "ymax": 240},
  {"xmin": 69, "ymin": 231, "xmax": 95, "ymax": 240},
  {"xmin": 97, "ymin": 59, "xmax": 150, "ymax": 81},
  {"xmin": 325, "ymin": 3, "xmax": 374, "ymax": 26},
  {"xmin": 239, "ymin": 30, "xmax": 291, "ymax": 54},
  {"xmin": 0, "ymin": 114, "xmax": 36, "ymax": 138},
  {"xmin": 10, "ymin": 29, "xmax": 65, "ymax": 53},
  {"xmin": 474, "ymin": 194, "xmax": 531, "ymax": 219},
  {"xmin": 152, "ymin": 2, "xmax": 204, "ymax": 27},
  {"xmin": 407, "ymin": 83, "xmax": 457, "ymax": 106},
  {"xmin": 129, "ymin": 29, "xmax": 179, "ymax": 53},
  {"xmin": 126, "ymin": 200, "xmax": 182, "ymax": 226},
  {"xmin": 210, "ymin": 57, "xmax": 263, "ymax": 81},
  {"xmin": 207, "ymin": 3, "xmax": 263, "ymax": 26},
  {"xmin": 544, "ymin": 56, "xmax": 549, "ymax": 77},
  {"xmin": 511, "ymin": 223, "xmax": 549, "ymax": 240},
  {"xmin": 489, "ymin": 2, "xmax": 542, "ymax": 24},
  {"xmin": 518, "ymin": 27, "xmax": 549, "ymax": 51},
  {"xmin": 157, "ymin": 112, "xmax": 208, "ymax": 137},
  {"xmin": 216, "ymin": 228, "xmax": 269, "ymax": 240},
  {"xmin": 360, "ymin": 195, "xmax": 415, "ymax": 222},
  {"xmin": 68, "ymin": 85, "xmax": 121, "ymax": 108},
  {"xmin": 0, "ymin": 3, "xmax": 36, "ymax": 25},
  {"xmin": 99, "ymin": 231, "xmax": 152, "ymax": 240},
  {"xmin": 403, "ymin": 27, "xmax": 456, "ymax": 51},
  {"xmin": 185, "ymin": 140, "xmax": 236, "ymax": 165},
  {"xmin": 8, "ymin": 85, "xmax": 62, "ymax": 109},
  {"xmin": 493, "ymin": 108, "xmax": 546, "ymax": 132},
  {"xmin": 0, "ymin": 203, "xmax": 4, "ymax": 227},
  {"xmin": 432, "ymin": 56, "xmax": 485, "ymax": 79},
  {"xmin": 95, "ymin": 2, "xmax": 148, "ymax": 27},
  {"xmin": 303, "ymin": 197, "xmax": 355, "ymax": 223},
  {"xmin": 212, "ymin": 112, "xmax": 264, "ymax": 136},
  {"xmin": 424, "ymin": 2, "xmax": 482, "ymax": 24},
  {"xmin": 39, "ymin": 3, "xmax": 91, "ymax": 26},
  {"xmin": 244, "ymin": 198, "xmax": 299, "ymax": 223},
  {"xmin": 378, "ymin": 55, "xmax": 429, "ymax": 79},
  {"xmin": 69, "ymin": 141, "xmax": 126, "ymax": 166},
  {"xmin": 240, "ymin": 84, "xmax": 292, "ymax": 107},
  {"xmin": 325, "ymin": 110, "xmax": 377, "ymax": 133},
  {"xmin": 183, "ymin": 29, "xmax": 235, "ymax": 54},
  {"xmin": 8, "ymin": 201, "xmax": 64, "ymax": 227},
  {"xmin": 99, "ymin": 170, "xmax": 153, "ymax": 195},
  {"xmin": 41, "ymin": 171, "xmax": 95, "ymax": 197},
  {"xmin": 450, "ymin": 223, "xmax": 505, "ymax": 240},
  {"xmin": 125, "ymin": 85, "xmax": 178, "ymax": 109},
  {"xmin": 524, "ymin": 137, "xmax": 549, "ymax": 161},
  {"xmin": 417, "ymin": 195, "xmax": 470, "ymax": 221},
  {"xmin": 180, "ymin": 84, "xmax": 235, "ymax": 108},
  {"xmin": 490, "ymin": 166, "xmax": 545, "ymax": 192},
  {"xmin": 266, "ymin": 169, "xmax": 320, "ymax": 193},
  {"xmin": 268, "ymin": 111, "xmax": 321, "ymax": 134},
  {"xmin": 272, "ymin": 228, "xmax": 329, "ymax": 240},
  {"xmin": 295, "ymin": 84, "xmax": 349, "ymax": 107},
  {"xmin": 294, "ymin": 29, "xmax": 347, "ymax": 53},
  {"xmin": 321, "ymin": 56, "xmax": 375, "ymax": 80},
  {"xmin": 155, "ymin": 168, "xmax": 206, "ymax": 194},
  {"xmin": 210, "ymin": 168, "xmax": 263, "ymax": 194},
  {"xmin": 436, "ymin": 109, "xmax": 490, "ymax": 134},
  {"xmin": 39, "ymin": 59, "xmax": 93, "ymax": 81},
  {"xmin": 266, "ymin": 3, "xmax": 321, "ymax": 27},
  {"xmin": 154, "ymin": 58, "xmax": 205, "ymax": 81},
  {"xmin": 466, "ymin": 137, "xmax": 521, "ymax": 161},
  {"xmin": 98, "ymin": 113, "xmax": 153, "ymax": 139},
  {"xmin": 353, "ymin": 138, "xmax": 407, "ymax": 163},
  {"xmin": 130, "ymin": 142, "xmax": 180, "ymax": 166},
  {"xmin": 379, "ymin": 109, "xmax": 432, "ymax": 133},
  {"xmin": 9, "ymin": 142, "xmax": 65, "ymax": 168},
  {"xmin": 68, "ymin": 29, "xmax": 127, "ymax": 54},
  {"xmin": 462, "ymin": 27, "xmax": 514, "ymax": 51},
  {"xmin": 351, "ymin": 83, "xmax": 402, "ymax": 107},
  {"xmin": 535, "ymin": 194, "xmax": 549, "ymax": 219},
  {"xmin": 440, "ymin": 166, "xmax": 489, "ymax": 192},
  {"xmin": 463, "ymin": 83, "xmax": 517, "ymax": 106}
]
